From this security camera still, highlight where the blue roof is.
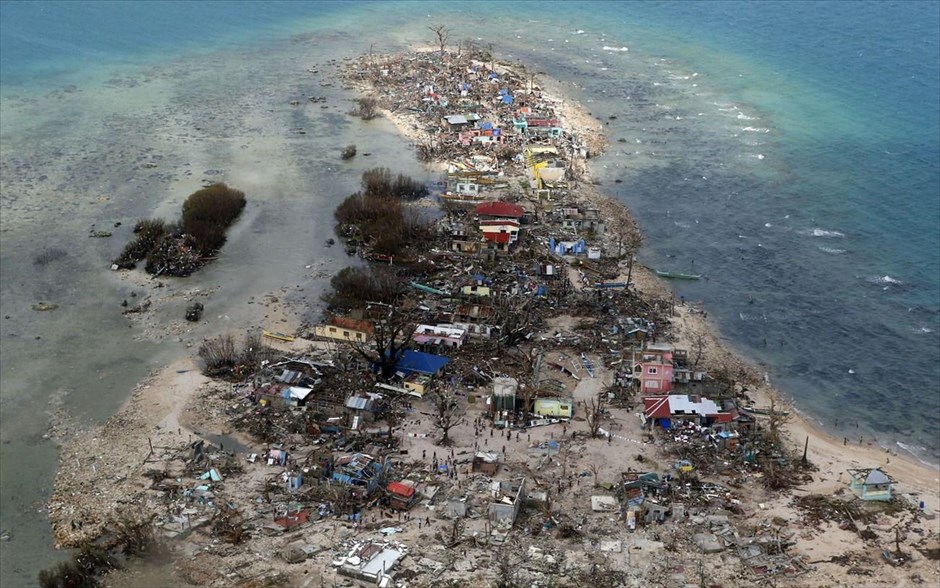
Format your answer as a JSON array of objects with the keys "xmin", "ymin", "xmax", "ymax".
[{"xmin": 396, "ymin": 350, "xmax": 450, "ymax": 375}]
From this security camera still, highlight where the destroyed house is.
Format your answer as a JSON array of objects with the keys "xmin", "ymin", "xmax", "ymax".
[
  {"xmin": 449, "ymin": 228, "xmax": 481, "ymax": 254},
  {"xmin": 412, "ymin": 324, "xmax": 468, "ymax": 349},
  {"xmin": 472, "ymin": 451, "xmax": 500, "ymax": 475},
  {"xmin": 255, "ymin": 384, "xmax": 315, "ymax": 408},
  {"xmin": 387, "ymin": 481, "xmax": 418, "ymax": 510},
  {"xmin": 331, "ymin": 453, "xmax": 389, "ymax": 497},
  {"xmin": 275, "ymin": 368, "xmax": 319, "ymax": 387},
  {"xmin": 337, "ymin": 541, "xmax": 404, "ymax": 584},
  {"xmin": 454, "ymin": 302, "xmax": 497, "ymax": 323},
  {"xmin": 460, "ymin": 283, "xmax": 491, "ymax": 297},
  {"xmin": 848, "ymin": 468, "xmax": 894, "ymax": 501},
  {"xmin": 313, "ymin": 316, "xmax": 374, "ymax": 344},
  {"xmin": 450, "ymin": 320, "xmax": 499, "ymax": 339},
  {"xmin": 489, "ymin": 478, "xmax": 526, "ymax": 528},
  {"xmin": 548, "ymin": 237, "xmax": 587, "ymax": 257},
  {"xmin": 345, "ymin": 391, "xmax": 385, "ymax": 428},
  {"xmin": 617, "ymin": 472, "xmax": 664, "ymax": 510},
  {"xmin": 559, "ymin": 207, "xmax": 605, "ymax": 234},
  {"xmin": 643, "ymin": 394, "xmax": 734, "ymax": 428}
]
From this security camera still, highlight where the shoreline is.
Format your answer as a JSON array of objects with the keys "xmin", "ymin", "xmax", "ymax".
[{"xmin": 46, "ymin": 45, "xmax": 940, "ymax": 586}]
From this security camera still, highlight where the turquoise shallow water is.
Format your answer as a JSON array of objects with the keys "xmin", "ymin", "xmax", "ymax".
[{"xmin": 1, "ymin": 1, "xmax": 938, "ymax": 585}]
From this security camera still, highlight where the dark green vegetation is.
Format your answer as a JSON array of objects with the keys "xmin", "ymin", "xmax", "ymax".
[
  {"xmin": 113, "ymin": 183, "xmax": 246, "ymax": 276},
  {"xmin": 334, "ymin": 168, "xmax": 431, "ymax": 258},
  {"xmin": 321, "ymin": 266, "xmax": 406, "ymax": 312}
]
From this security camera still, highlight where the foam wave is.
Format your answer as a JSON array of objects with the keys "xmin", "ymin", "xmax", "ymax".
[
  {"xmin": 818, "ymin": 246, "xmax": 846, "ymax": 254},
  {"xmin": 602, "ymin": 46, "xmax": 629, "ymax": 52},
  {"xmin": 896, "ymin": 442, "xmax": 940, "ymax": 469},
  {"xmin": 739, "ymin": 312, "xmax": 767, "ymax": 322}
]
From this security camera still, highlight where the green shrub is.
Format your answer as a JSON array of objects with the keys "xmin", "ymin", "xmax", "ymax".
[
  {"xmin": 181, "ymin": 183, "xmax": 246, "ymax": 253},
  {"xmin": 113, "ymin": 219, "xmax": 168, "ymax": 269},
  {"xmin": 323, "ymin": 266, "xmax": 405, "ymax": 310}
]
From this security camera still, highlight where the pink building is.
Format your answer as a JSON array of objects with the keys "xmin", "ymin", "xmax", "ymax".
[
  {"xmin": 412, "ymin": 324, "xmax": 468, "ymax": 349},
  {"xmin": 633, "ymin": 343, "xmax": 674, "ymax": 393}
]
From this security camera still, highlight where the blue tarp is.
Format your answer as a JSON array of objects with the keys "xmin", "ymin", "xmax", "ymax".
[
  {"xmin": 501, "ymin": 94, "xmax": 514, "ymax": 104},
  {"xmin": 480, "ymin": 121, "xmax": 494, "ymax": 130},
  {"xmin": 395, "ymin": 350, "xmax": 450, "ymax": 376}
]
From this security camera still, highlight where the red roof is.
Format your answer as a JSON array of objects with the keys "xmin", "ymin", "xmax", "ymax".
[
  {"xmin": 475, "ymin": 201, "xmax": 524, "ymax": 219},
  {"xmin": 387, "ymin": 482, "xmax": 416, "ymax": 497},
  {"xmin": 644, "ymin": 396, "xmax": 671, "ymax": 419}
]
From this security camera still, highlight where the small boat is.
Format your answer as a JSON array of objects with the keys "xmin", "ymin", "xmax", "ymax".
[
  {"xmin": 263, "ymin": 330, "xmax": 295, "ymax": 342},
  {"xmin": 747, "ymin": 407, "xmax": 790, "ymax": 417},
  {"xmin": 655, "ymin": 270, "xmax": 702, "ymax": 280}
]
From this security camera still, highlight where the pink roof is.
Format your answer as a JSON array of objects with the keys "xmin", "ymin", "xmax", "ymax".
[{"xmin": 475, "ymin": 201, "xmax": 524, "ymax": 218}]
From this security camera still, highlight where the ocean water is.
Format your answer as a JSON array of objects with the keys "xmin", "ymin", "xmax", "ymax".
[{"xmin": 1, "ymin": 1, "xmax": 938, "ymax": 585}]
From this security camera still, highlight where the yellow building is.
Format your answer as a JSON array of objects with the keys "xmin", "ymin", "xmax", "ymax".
[
  {"xmin": 313, "ymin": 323, "xmax": 370, "ymax": 343},
  {"xmin": 533, "ymin": 398, "xmax": 573, "ymax": 418}
]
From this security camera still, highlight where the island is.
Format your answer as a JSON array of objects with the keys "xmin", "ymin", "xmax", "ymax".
[{"xmin": 44, "ymin": 40, "xmax": 940, "ymax": 588}]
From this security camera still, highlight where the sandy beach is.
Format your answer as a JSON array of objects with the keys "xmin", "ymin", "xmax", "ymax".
[{"xmin": 43, "ymin": 46, "xmax": 940, "ymax": 588}]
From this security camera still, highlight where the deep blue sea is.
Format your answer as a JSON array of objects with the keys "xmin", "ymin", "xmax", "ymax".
[{"xmin": 1, "ymin": 1, "xmax": 938, "ymax": 585}]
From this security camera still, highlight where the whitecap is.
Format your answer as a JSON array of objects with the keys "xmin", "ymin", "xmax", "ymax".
[
  {"xmin": 764, "ymin": 223, "xmax": 772, "ymax": 228},
  {"xmin": 810, "ymin": 228, "xmax": 845, "ymax": 238},
  {"xmin": 742, "ymin": 126, "xmax": 771, "ymax": 133},
  {"xmin": 736, "ymin": 113, "xmax": 757, "ymax": 120},
  {"xmin": 848, "ymin": 369, "xmax": 855, "ymax": 374},
  {"xmin": 868, "ymin": 275, "xmax": 903, "ymax": 285},
  {"xmin": 573, "ymin": 29, "xmax": 585, "ymax": 35},
  {"xmin": 602, "ymin": 46, "xmax": 629, "ymax": 52},
  {"xmin": 817, "ymin": 246, "xmax": 846, "ymax": 254}
]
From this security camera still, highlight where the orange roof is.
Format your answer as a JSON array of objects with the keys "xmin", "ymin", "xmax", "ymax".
[{"xmin": 387, "ymin": 481, "xmax": 415, "ymax": 497}]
